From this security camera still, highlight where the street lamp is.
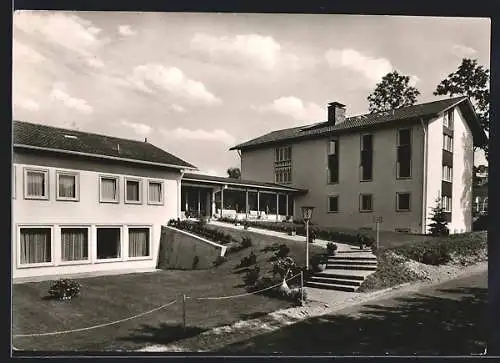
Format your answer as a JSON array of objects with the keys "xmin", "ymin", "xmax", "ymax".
[{"xmin": 301, "ymin": 206, "xmax": 315, "ymax": 270}]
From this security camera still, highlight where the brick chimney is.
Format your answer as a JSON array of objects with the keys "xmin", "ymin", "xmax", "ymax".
[{"xmin": 327, "ymin": 102, "xmax": 346, "ymax": 125}]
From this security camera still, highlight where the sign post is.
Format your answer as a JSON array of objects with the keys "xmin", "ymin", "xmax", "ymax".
[{"xmin": 373, "ymin": 216, "xmax": 383, "ymax": 250}]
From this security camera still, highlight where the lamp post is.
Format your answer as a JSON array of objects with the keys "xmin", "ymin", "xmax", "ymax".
[{"xmin": 301, "ymin": 206, "xmax": 315, "ymax": 271}]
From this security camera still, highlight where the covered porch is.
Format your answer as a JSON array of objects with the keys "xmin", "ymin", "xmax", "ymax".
[{"xmin": 181, "ymin": 173, "xmax": 306, "ymax": 222}]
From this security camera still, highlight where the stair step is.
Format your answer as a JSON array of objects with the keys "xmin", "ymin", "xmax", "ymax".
[
  {"xmin": 305, "ymin": 282, "xmax": 358, "ymax": 292},
  {"xmin": 325, "ymin": 264, "xmax": 378, "ymax": 271},
  {"xmin": 337, "ymin": 250, "xmax": 373, "ymax": 254},
  {"xmin": 329, "ymin": 255, "xmax": 377, "ymax": 261},
  {"xmin": 309, "ymin": 276, "xmax": 362, "ymax": 286},
  {"xmin": 313, "ymin": 271, "xmax": 366, "ymax": 280},
  {"xmin": 328, "ymin": 259, "xmax": 378, "ymax": 265}
]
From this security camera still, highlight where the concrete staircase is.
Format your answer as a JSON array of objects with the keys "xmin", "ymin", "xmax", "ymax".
[{"xmin": 305, "ymin": 249, "xmax": 378, "ymax": 292}]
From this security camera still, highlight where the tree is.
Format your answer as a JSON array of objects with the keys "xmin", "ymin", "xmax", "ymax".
[
  {"xmin": 367, "ymin": 71, "xmax": 421, "ymax": 113},
  {"xmin": 434, "ymin": 58, "xmax": 489, "ymax": 157},
  {"xmin": 227, "ymin": 167, "xmax": 241, "ymax": 179},
  {"xmin": 428, "ymin": 197, "xmax": 450, "ymax": 237}
]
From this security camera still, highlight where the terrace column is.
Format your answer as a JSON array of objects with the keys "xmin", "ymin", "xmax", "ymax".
[
  {"xmin": 185, "ymin": 190, "xmax": 189, "ymax": 216},
  {"xmin": 221, "ymin": 186, "xmax": 224, "ymax": 218},
  {"xmin": 276, "ymin": 193, "xmax": 279, "ymax": 221},
  {"xmin": 211, "ymin": 189, "xmax": 216, "ymax": 217},
  {"xmin": 197, "ymin": 189, "xmax": 201, "ymax": 217},
  {"xmin": 245, "ymin": 189, "xmax": 249, "ymax": 220},
  {"xmin": 257, "ymin": 190, "xmax": 260, "ymax": 216},
  {"xmin": 286, "ymin": 194, "xmax": 289, "ymax": 219}
]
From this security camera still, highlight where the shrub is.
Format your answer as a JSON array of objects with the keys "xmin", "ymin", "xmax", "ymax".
[
  {"xmin": 276, "ymin": 244, "xmax": 290, "ymax": 258},
  {"xmin": 243, "ymin": 265, "xmax": 261, "ymax": 286},
  {"xmin": 213, "ymin": 255, "xmax": 227, "ymax": 267},
  {"xmin": 48, "ymin": 279, "xmax": 80, "ymax": 300},
  {"xmin": 198, "ymin": 217, "xmax": 208, "ymax": 228},
  {"xmin": 326, "ymin": 242, "xmax": 338, "ymax": 255},
  {"xmin": 272, "ymin": 256, "xmax": 296, "ymax": 280},
  {"xmin": 192, "ymin": 255, "xmax": 200, "ymax": 269},
  {"xmin": 241, "ymin": 236, "xmax": 253, "ymax": 248},
  {"xmin": 422, "ymin": 245, "xmax": 451, "ymax": 265},
  {"xmin": 310, "ymin": 253, "xmax": 327, "ymax": 272}
]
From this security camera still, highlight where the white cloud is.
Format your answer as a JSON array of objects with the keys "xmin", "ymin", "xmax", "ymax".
[
  {"xmin": 409, "ymin": 75, "xmax": 420, "ymax": 87},
  {"xmin": 49, "ymin": 83, "xmax": 93, "ymax": 114},
  {"xmin": 13, "ymin": 40, "xmax": 45, "ymax": 63},
  {"xmin": 452, "ymin": 44, "xmax": 477, "ymax": 57},
  {"xmin": 191, "ymin": 33, "xmax": 281, "ymax": 71},
  {"xmin": 15, "ymin": 98, "xmax": 40, "ymax": 111},
  {"xmin": 259, "ymin": 96, "xmax": 325, "ymax": 122},
  {"xmin": 129, "ymin": 63, "xmax": 221, "ymax": 105},
  {"xmin": 14, "ymin": 11, "xmax": 106, "ymax": 69},
  {"xmin": 171, "ymin": 104, "xmax": 186, "ymax": 113},
  {"xmin": 87, "ymin": 57, "xmax": 105, "ymax": 68},
  {"xmin": 325, "ymin": 48, "xmax": 393, "ymax": 83},
  {"xmin": 120, "ymin": 120, "xmax": 152, "ymax": 136},
  {"xmin": 161, "ymin": 127, "xmax": 235, "ymax": 145},
  {"xmin": 118, "ymin": 24, "xmax": 136, "ymax": 36}
]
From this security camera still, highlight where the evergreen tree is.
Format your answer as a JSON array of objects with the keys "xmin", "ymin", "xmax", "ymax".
[{"xmin": 428, "ymin": 197, "xmax": 450, "ymax": 236}]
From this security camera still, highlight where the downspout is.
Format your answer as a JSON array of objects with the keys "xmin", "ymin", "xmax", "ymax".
[{"xmin": 420, "ymin": 118, "xmax": 428, "ymax": 234}]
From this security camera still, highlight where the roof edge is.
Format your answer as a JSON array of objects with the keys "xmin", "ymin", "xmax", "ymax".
[{"xmin": 14, "ymin": 144, "xmax": 198, "ymax": 170}]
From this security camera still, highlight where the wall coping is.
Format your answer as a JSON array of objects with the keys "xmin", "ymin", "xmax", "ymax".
[{"xmin": 164, "ymin": 226, "xmax": 227, "ymax": 257}]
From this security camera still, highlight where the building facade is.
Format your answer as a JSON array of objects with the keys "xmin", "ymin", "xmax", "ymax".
[{"xmin": 231, "ymin": 96, "xmax": 487, "ymax": 234}]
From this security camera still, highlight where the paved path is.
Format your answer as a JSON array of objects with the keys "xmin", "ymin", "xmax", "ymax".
[{"xmin": 217, "ymin": 270, "xmax": 488, "ymax": 355}]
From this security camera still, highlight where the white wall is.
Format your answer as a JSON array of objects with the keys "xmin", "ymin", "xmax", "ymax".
[
  {"xmin": 12, "ymin": 150, "xmax": 182, "ymax": 280},
  {"xmin": 424, "ymin": 115, "xmax": 443, "ymax": 233},
  {"xmin": 240, "ymin": 123, "xmax": 426, "ymax": 232}
]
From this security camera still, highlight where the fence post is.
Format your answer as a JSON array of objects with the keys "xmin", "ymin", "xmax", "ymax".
[{"xmin": 182, "ymin": 294, "xmax": 186, "ymax": 330}]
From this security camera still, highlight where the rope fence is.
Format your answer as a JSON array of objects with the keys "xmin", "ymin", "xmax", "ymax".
[{"xmin": 12, "ymin": 271, "xmax": 305, "ymax": 340}]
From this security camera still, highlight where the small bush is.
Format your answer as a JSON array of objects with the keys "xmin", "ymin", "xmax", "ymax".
[
  {"xmin": 243, "ymin": 265, "xmax": 261, "ymax": 286},
  {"xmin": 272, "ymin": 256, "xmax": 296, "ymax": 280},
  {"xmin": 326, "ymin": 242, "xmax": 338, "ymax": 255},
  {"xmin": 48, "ymin": 279, "xmax": 80, "ymax": 300},
  {"xmin": 239, "ymin": 251, "xmax": 257, "ymax": 268},
  {"xmin": 310, "ymin": 253, "xmax": 328, "ymax": 272},
  {"xmin": 276, "ymin": 244, "xmax": 290, "ymax": 258},
  {"xmin": 213, "ymin": 255, "xmax": 227, "ymax": 267},
  {"xmin": 241, "ymin": 236, "xmax": 253, "ymax": 248},
  {"xmin": 198, "ymin": 217, "xmax": 208, "ymax": 228}
]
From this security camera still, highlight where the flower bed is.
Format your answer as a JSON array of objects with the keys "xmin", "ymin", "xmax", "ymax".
[{"xmin": 168, "ymin": 219, "xmax": 237, "ymax": 245}]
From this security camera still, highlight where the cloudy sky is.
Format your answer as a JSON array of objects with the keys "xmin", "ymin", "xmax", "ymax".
[{"xmin": 13, "ymin": 12, "xmax": 490, "ymax": 174}]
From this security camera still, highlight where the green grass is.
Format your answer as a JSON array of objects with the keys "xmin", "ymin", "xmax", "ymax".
[{"xmin": 13, "ymin": 227, "xmax": 325, "ymax": 352}]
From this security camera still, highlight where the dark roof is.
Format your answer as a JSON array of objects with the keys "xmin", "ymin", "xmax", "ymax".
[
  {"xmin": 182, "ymin": 172, "xmax": 306, "ymax": 193},
  {"xmin": 231, "ymin": 96, "xmax": 488, "ymax": 150},
  {"xmin": 13, "ymin": 120, "xmax": 196, "ymax": 169}
]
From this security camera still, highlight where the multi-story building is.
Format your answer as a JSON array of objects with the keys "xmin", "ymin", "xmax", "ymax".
[{"xmin": 230, "ymin": 96, "xmax": 488, "ymax": 234}]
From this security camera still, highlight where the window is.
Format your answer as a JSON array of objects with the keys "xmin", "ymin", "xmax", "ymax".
[
  {"xmin": 443, "ymin": 134, "xmax": 454, "ymax": 152},
  {"xmin": 57, "ymin": 171, "xmax": 79, "ymax": 201},
  {"xmin": 128, "ymin": 227, "xmax": 151, "ymax": 258},
  {"xmin": 441, "ymin": 196, "xmax": 452, "ymax": 212},
  {"xmin": 19, "ymin": 227, "xmax": 52, "ymax": 265},
  {"xmin": 397, "ymin": 129, "xmax": 411, "ymax": 178},
  {"xmin": 148, "ymin": 180, "xmax": 164, "ymax": 205},
  {"xmin": 97, "ymin": 227, "xmax": 121, "ymax": 260},
  {"xmin": 274, "ymin": 146, "xmax": 292, "ymax": 184},
  {"xmin": 125, "ymin": 178, "xmax": 142, "ymax": 204},
  {"xmin": 442, "ymin": 165, "xmax": 453, "ymax": 182},
  {"xmin": 328, "ymin": 139, "xmax": 339, "ymax": 183},
  {"xmin": 328, "ymin": 196, "xmax": 339, "ymax": 213},
  {"xmin": 360, "ymin": 134, "xmax": 373, "ymax": 181},
  {"xmin": 24, "ymin": 168, "xmax": 49, "ymax": 200},
  {"xmin": 100, "ymin": 176, "xmax": 119, "ymax": 203},
  {"xmin": 61, "ymin": 228, "xmax": 89, "ymax": 262},
  {"xmin": 443, "ymin": 109, "xmax": 454, "ymax": 129},
  {"xmin": 360, "ymin": 194, "xmax": 373, "ymax": 212},
  {"xmin": 397, "ymin": 192, "xmax": 411, "ymax": 211}
]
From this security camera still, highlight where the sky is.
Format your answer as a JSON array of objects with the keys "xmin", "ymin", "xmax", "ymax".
[{"xmin": 12, "ymin": 12, "xmax": 491, "ymax": 175}]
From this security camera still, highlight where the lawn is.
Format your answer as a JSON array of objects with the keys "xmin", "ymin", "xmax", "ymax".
[{"xmin": 13, "ymin": 228, "xmax": 325, "ymax": 352}]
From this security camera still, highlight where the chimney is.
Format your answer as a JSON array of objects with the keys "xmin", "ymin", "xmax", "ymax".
[
  {"xmin": 144, "ymin": 137, "xmax": 148, "ymax": 143},
  {"xmin": 327, "ymin": 102, "xmax": 346, "ymax": 125}
]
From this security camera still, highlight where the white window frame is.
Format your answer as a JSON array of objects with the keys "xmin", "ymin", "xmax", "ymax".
[
  {"xmin": 127, "ymin": 225, "xmax": 153, "ymax": 261},
  {"xmin": 443, "ymin": 109, "xmax": 454, "ymax": 129},
  {"xmin": 56, "ymin": 171, "xmax": 80, "ymax": 202},
  {"xmin": 58, "ymin": 225, "xmax": 92, "ymax": 265},
  {"xmin": 359, "ymin": 194, "xmax": 373, "ymax": 213},
  {"xmin": 147, "ymin": 180, "xmax": 164, "ymax": 205},
  {"xmin": 125, "ymin": 177, "xmax": 143, "ymax": 204},
  {"xmin": 99, "ymin": 175, "xmax": 120, "ymax": 203},
  {"xmin": 95, "ymin": 225, "xmax": 124, "ymax": 263},
  {"xmin": 17, "ymin": 225, "xmax": 55, "ymax": 268},
  {"xmin": 442, "ymin": 196, "xmax": 452, "ymax": 212},
  {"xmin": 396, "ymin": 192, "xmax": 411, "ymax": 212},
  {"xmin": 443, "ymin": 134, "xmax": 454, "ymax": 152},
  {"xmin": 327, "ymin": 195, "xmax": 339, "ymax": 213},
  {"xmin": 23, "ymin": 167, "xmax": 49, "ymax": 200},
  {"xmin": 442, "ymin": 165, "xmax": 453, "ymax": 182},
  {"xmin": 12, "ymin": 165, "xmax": 16, "ymax": 200}
]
